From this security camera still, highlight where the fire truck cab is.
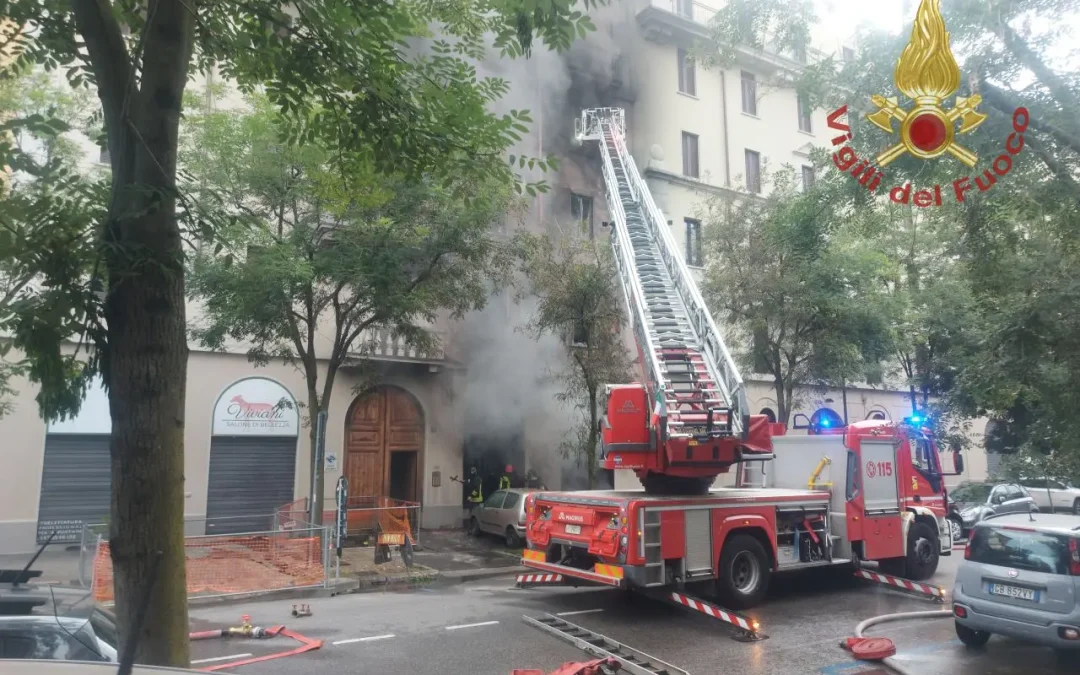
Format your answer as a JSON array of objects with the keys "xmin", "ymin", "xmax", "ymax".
[{"xmin": 522, "ymin": 413, "xmax": 962, "ymax": 610}]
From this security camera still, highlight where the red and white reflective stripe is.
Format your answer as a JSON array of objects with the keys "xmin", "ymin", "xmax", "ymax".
[
  {"xmin": 516, "ymin": 574, "xmax": 564, "ymax": 584},
  {"xmin": 669, "ymin": 592, "xmax": 753, "ymax": 631},
  {"xmin": 855, "ymin": 569, "xmax": 944, "ymax": 598}
]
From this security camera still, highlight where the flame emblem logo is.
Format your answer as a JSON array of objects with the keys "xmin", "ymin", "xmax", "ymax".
[{"xmin": 866, "ymin": 0, "xmax": 988, "ymax": 168}]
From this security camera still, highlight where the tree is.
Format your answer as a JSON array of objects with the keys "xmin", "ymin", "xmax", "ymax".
[
  {"xmin": 0, "ymin": 0, "xmax": 602, "ymax": 664},
  {"xmin": 519, "ymin": 232, "xmax": 633, "ymax": 488},
  {"xmin": 0, "ymin": 63, "xmax": 104, "ymax": 419},
  {"xmin": 700, "ymin": 165, "xmax": 892, "ymax": 425},
  {"xmin": 707, "ymin": 0, "xmax": 1080, "ymax": 464},
  {"xmin": 186, "ymin": 95, "xmax": 519, "ymax": 521}
]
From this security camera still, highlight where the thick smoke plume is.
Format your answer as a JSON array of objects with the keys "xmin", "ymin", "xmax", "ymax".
[{"xmin": 457, "ymin": 3, "xmax": 637, "ymax": 491}]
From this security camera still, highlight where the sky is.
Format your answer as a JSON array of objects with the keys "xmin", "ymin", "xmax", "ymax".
[{"xmin": 819, "ymin": 0, "xmax": 1079, "ymax": 75}]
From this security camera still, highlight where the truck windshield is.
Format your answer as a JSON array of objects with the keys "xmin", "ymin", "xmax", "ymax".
[{"xmin": 968, "ymin": 526, "xmax": 1072, "ymax": 575}]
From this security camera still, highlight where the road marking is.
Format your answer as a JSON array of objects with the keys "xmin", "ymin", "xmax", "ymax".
[
  {"xmin": 332, "ymin": 634, "xmax": 396, "ymax": 645},
  {"xmin": 556, "ymin": 609, "xmax": 604, "ymax": 617},
  {"xmin": 191, "ymin": 654, "xmax": 254, "ymax": 664},
  {"xmin": 445, "ymin": 620, "xmax": 499, "ymax": 631}
]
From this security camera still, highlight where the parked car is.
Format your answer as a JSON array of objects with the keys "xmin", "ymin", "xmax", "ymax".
[
  {"xmin": 0, "ymin": 584, "xmax": 117, "ymax": 663},
  {"xmin": 467, "ymin": 488, "xmax": 536, "ymax": 547},
  {"xmin": 1019, "ymin": 478, "xmax": 1080, "ymax": 515},
  {"xmin": 952, "ymin": 481, "xmax": 1039, "ymax": 540},
  {"xmin": 946, "ymin": 490, "xmax": 966, "ymax": 543},
  {"xmin": 953, "ymin": 512, "xmax": 1080, "ymax": 665}
]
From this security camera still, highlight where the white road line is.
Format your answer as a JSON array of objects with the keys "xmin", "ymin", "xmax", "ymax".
[
  {"xmin": 556, "ymin": 609, "xmax": 604, "ymax": 617},
  {"xmin": 445, "ymin": 620, "xmax": 499, "ymax": 631},
  {"xmin": 190, "ymin": 653, "xmax": 254, "ymax": 665},
  {"xmin": 332, "ymin": 634, "xmax": 396, "ymax": 645}
]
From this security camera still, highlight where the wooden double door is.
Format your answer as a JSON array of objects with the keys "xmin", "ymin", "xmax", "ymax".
[{"xmin": 345, "ymin": 387, "xmax": 424, "ymax": 503}]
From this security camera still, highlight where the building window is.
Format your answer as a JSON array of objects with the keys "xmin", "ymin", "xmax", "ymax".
[
  {"xmin": 745, "ymin": 150, "xmax": 761, "ymax": 194},
  {"xmin": 677, "ymin": 48, "xmax": 696, "ymax": 96},
  {"xmin": 741, "ymin": 71, "xmax": 757, "ymax": 115},
  {"xmin": 842, "ymin": 46, "xmax": 855, "ymax": 62},
  {"xmin": 685, "ymin": 218, "xmax": 702, "ymax": 266},
  {"xmin": 675, "ymin": 0, "xmax": 693, "ymax": 19},
  {"xmin": 97, "ymin": 144, "xmax": 109, "ymax": 165},
  {"xmin": 759, "ymin": 407, "xmax": 777, "ymax": 423},
  {"xmin": 797, "ymin": 94, "xmax": 812, "ymax": 133},
  {"xmin": 571, "ymin": 193, "xmax": 594, "ymax": 238},
  {"xmin": 801, "ymin": 165, "xmax": 815, "ymax": 191},
  {"xmin": 682, "ymin": 132, "xmax": 699, "ymax": 178}
]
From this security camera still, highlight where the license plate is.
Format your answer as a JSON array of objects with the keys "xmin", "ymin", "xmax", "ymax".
[
  {"xmin": 989, "ymin": 583, "xmax": 1037, "ymax": 601},
  {"xmin": 564, "ymin": 524, "xmax": 581, "ymax": 535}
]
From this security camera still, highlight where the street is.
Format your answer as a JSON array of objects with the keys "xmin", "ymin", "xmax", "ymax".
[{"xmin": 187, "ymin": 553, "xmax": 1073, "ymax": 675}]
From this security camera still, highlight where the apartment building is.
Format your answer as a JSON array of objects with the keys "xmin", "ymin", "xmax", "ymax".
[{"xmin": 0, "ymin": 2, "xmax": 993, "ymax": 554}]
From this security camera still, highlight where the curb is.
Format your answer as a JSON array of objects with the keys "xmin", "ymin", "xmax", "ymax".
[
  {"xmin": 187, "ymin": 581, "xmax": 354, "ymax": 608},
  {"xmin": 437, "ymin": 565, "xmax": 523, "ymax": 582}
]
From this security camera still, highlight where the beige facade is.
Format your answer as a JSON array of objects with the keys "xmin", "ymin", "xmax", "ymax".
[{"xmin": 0, "ymin": 343, "xmax": 466, "ymax": 554}]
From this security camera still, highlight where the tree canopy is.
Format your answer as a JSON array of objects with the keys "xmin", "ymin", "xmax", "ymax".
[
  {"xmin": 518, "ymin": 231, "xmax": 633, "ymax": 488},
  {"xmin": 700, "ymin": 164, "xmax": 892, "ymax": 425},
  {"xmin": 706, "ymin": 0, "xmax": 1080, "ymax": 476}
]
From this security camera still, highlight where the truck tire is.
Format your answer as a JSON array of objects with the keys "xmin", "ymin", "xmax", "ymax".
[
  {"xmin": 716, "ymin": 534, "xmax": 771, "ymax": 610},
  {"xmin": 642, "ymin": 473, "xmax": 712, "ymax": 495},
  {"xmin": 903, "ymin": 520, "xmax": 939, "ymax": 581}
]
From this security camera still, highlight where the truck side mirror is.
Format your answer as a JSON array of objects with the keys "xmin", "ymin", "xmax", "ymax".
[
  {"xmin": 952, "ymin": 450, "xmax": 964, "ymax": 474},
  {"xmin": 791, "ymin": 413, "xmax": 811, "ymax": 430}
]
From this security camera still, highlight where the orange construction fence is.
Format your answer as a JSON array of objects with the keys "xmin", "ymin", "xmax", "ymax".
[
  {"xmin": 91, "ymin": 529, "xmax": 326, "ymax": 603},
  {"xmin": 277, "ymin": 496, "xmax": 419, "ymax": 544}
]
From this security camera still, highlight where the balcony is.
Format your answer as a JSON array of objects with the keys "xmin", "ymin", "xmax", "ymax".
[
  {"xmin": 353, "ymin": 327, "xmax": 448, "ymax": 365},
  {"xmin": 637, "ymin": 0, "xmax": 819, "ymax": 74}
]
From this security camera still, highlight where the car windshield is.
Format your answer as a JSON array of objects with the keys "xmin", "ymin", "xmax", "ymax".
[
  {"xmin": 951, "ymin": 483, "xmax": 992, "ymax": 503},
  {"xmin": 968, "ymin": 525, "xmax": 1072, "ymax": 575}
]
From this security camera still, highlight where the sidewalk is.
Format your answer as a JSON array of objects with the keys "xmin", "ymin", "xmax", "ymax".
[
  {"xmin": 413, "ymin": 529, "xmax": 524, "ymax": 581},
  {"xmin": 0, "ymin": 549, "xmax": 86, "ymax": 587},
  {"xmin": 0, "ymin": 528, "xmax": 525, "ymax": 598}
]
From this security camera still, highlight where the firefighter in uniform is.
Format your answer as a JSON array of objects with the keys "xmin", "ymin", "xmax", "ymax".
[
  {"xmin": 525, "ymin": 467, "xmax": 546, "ymax": 490},
  {"xmin": 499, "ymin": 465, "xmax": 514, "ymax": 490}
]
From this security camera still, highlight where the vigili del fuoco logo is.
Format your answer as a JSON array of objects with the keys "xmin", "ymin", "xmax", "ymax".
[{"xmin": 827, "ymin": 0, "xmax": 1028, "ymax": 206}]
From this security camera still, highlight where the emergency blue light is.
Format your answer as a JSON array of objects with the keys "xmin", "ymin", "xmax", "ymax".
[
  {"xmin": 809, "ymin": 408, "xmax": 844, "ymax": 431},
  {"xmin": 904, "ymin": 413, "xmax": 927, "ymax": 426}
]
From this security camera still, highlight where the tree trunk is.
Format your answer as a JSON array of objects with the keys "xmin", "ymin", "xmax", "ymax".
[
  {"xmin": 773, "ymin": 374, "xmax": 787, "ymax": 425},
  {"xmin": 74, "ymin": 0, "xmax": 195, "ymax": 664},
  {"xmin": 306, "ymin": 384, "xmax": 324, "ymax": 526}
]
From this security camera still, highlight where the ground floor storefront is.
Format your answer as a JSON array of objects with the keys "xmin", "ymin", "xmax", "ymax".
[{"xmin": 0, "ymin": 349, "xmax": 467, "ymax": 555}]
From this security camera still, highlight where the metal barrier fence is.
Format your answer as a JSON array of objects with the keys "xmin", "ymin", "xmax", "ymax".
[
  {"xmin": 275, "ymin": 496, "xmax": 421, "ymax": 547},
  {"xmin": 81, "ymin": 515, "xmax": 332, "ymax": 603}
]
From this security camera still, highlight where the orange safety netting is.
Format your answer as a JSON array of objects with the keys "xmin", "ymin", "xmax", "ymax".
[{"xmin": 91, "ymin": 532, "xmax": 325, "ymax": 602}]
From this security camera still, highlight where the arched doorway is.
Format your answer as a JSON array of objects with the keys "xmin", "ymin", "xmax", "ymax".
[{"xmin": 345, "ymin": 387, "xmax": 424, "ymax": 503}]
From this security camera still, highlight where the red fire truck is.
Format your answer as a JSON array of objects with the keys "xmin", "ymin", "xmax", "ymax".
[{"xmin": 519, "ymin": 108, "xmax": 964, "ymax": 613}]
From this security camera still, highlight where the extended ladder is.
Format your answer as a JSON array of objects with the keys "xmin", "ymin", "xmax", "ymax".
[
  {"xmin": 575, "ymin": 108, "xmax": 749, "ymax": 441},
  {"xmin": 523, "ymin": 614, "xmax": 689, "ymax": 675}
]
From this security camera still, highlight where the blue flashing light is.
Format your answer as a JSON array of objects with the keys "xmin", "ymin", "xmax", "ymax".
[
  {"xmin": 904, "ymin": 413, "xmax": 928, "ymax": 426},
  {"xmin": 809, "ymin": 407, "xmax": 844, "ymax": 432}
]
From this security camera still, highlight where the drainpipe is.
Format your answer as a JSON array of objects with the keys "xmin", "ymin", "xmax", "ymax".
[{"xmin": 719, "ymin": 70, "xmax": 732, "ymax": 188}]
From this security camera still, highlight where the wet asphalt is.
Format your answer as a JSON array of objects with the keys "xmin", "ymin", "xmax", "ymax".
[{"xmin": 187, "ymin": 551, "xmax": 1076, "ymax": 675}]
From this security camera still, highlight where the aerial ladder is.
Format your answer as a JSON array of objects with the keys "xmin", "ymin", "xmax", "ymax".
[{"xmin": 574, "ymin": 108, "xmax": 777, "ymax": 495}]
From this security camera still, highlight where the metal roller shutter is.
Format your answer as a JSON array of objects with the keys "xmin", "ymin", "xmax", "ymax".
[
  {"xmin": 206, "ymin": 437, "xmax": 297, "ymax": 535},
  {"xmin": 37, "ymin": 434, "xmax": 112, "ymax": 544}
]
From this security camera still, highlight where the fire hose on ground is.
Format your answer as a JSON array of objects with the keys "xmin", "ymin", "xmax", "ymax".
[{"xmin": 842, "ymin": 609, "xmax": 953, "ymax": 675}]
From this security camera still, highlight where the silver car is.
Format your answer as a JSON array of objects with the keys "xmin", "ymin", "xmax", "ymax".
[
  {"xmin": 953, "ymin": 512, "xmax": 1080, "ymax": 665},
  {"xmin": 467, "ymin": 488, "xmax": 535, "ymax": 547}
]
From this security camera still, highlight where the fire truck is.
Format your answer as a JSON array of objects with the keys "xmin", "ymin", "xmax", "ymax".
[{"xmin": 519, "ymin": 108, "xmax": 964, "ymax": 612}]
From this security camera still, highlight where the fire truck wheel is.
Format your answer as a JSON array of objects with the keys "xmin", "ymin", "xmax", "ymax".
[
  {"xmin": 716, "ymin": 534, "xmax": 771, "ymax": 610},
  {"xmin": 904, "ymin": 520, "xmax": 939, "ymax": 581}
]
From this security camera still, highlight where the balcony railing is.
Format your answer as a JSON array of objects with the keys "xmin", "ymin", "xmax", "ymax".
[{"xmin": 354, "ymin": 327, "xmax": 446, "ymax": 363}]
